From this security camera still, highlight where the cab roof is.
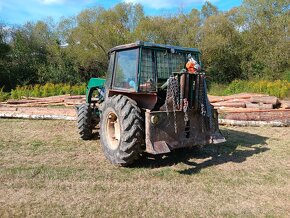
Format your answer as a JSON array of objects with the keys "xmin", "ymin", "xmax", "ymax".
[{"xmin": 109, "ymin": 41, "xmax": 200, "ymax": 54}]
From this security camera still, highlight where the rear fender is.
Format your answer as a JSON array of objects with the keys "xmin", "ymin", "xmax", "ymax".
[{"xmin": 86, "ymin": 78, "xmax": 106, "ymax": 104}]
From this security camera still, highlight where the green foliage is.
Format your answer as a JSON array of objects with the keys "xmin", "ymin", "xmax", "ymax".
[
  {"xmin": 0, "ymin": 1, "xmax": 289, "ymax": 91},
  {"xmin": 201, "ymin": 1, "xmax": 219, "ymax": 19},
  {"xmin": 0, "ymin": 87, "xmax": 10, "ymax": 102},
  {"xmin": 200, "ymin": 13, "xmax": 243, "ymax": 83},
  {"xmin": 223, "ymin": 80, "xmax": 290, "ymax": 98},
  {"xmin": 207, "ymin": 83, "xmax": 228, "ymax": 96},
  {"xmin": 9, "ymin": 83, "xmax": 86, "ymax": 99},
  {"xmin": 283, "ymin": 71, "xmax": 290, "ymax": 82},
  {"xmin": 239, "ymin": 0, "xmax": 289, "ymax": 80}
]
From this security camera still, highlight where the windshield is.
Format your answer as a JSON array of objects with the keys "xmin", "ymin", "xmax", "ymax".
[{"xmin": 113, "ymin": 49, "xmax": 138, "ymax": 90}]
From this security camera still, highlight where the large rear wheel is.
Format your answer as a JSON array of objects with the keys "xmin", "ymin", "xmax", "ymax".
[{"xmin": 100, "ymin": 95, "xmax": 144, "ymax": 166}]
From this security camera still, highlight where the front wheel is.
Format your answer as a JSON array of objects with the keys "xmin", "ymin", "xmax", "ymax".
[
  {"xmin": 77, "ymin": 103, "xmax": 93, "ymax": 140},
  {"xmin": 100, "ymin": 95, "xmax": 144, "ymax": 166}
]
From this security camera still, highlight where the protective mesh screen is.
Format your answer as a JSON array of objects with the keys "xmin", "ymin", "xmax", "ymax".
[
  {"xmin": 139, "ymin": 48, "xmax": 189, "ymax": 91},
  {"xmin": 139, "ymin": 49, "xmax": 156, "ymax": 92},
  {"xmin": 156, "ymin": 51, "xmax": 169, "ymax": 79},
  {"xmin": 156, "ymin": 51, "xmax": 186, "ymax": 79},
  {"xmin": 171, "ymin": 53, "xmax": 186, "ymax": 73}
]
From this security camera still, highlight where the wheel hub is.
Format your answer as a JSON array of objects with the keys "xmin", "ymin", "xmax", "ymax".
[{"xmin": 105, "ymin": 111, "xmax": 120, "ymax": 150}]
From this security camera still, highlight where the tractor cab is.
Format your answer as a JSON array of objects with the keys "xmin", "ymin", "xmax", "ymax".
[
  {"xmin": 104, "ymin": 41, "xmax": 202, "ymax": 110},
  {"xmin": 78, "ymin": 41, "xmax": 226, "ymax": 166}
]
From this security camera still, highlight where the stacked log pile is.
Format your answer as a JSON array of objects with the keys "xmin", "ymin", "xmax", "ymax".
[
  {"xmin": 2, "ymin": 95, "xmax": 86, "ymax": 107},
  {"xmin": 0, "ymin": 106, "xmax": 76, "ymax": 120},
  {"xmin": 209, "ymin": 93, "xmax": 290, "ymax": 126},
  {"xmin": 0, "ymin": 93, "xmax": 289, "ymax": 126},
  {"xmin": 0, "ymin": 95, "xmax": 85, "ymax": 120}
]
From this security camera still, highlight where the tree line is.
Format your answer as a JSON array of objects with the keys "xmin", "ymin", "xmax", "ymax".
[{"xmin": 0, "ymin": 0, "xmax": 289, "ymax": 91}]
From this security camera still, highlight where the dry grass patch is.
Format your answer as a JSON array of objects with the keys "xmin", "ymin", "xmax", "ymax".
[{"xmin": 0, "ymin": 119, "xmax": 289, "ymax": 217}]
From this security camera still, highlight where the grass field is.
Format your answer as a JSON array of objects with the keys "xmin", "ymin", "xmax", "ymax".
[{"xmin": 0, "ymin": 119, "xmax": 289, "ymax": 217}]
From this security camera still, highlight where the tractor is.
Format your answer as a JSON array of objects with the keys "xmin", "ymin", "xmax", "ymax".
[{"xmin": 76, "ymin": 41, "xmax": 226, "ymax": 166}]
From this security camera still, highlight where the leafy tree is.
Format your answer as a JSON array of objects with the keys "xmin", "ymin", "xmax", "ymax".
[
  {"xmin": 200, "ymin": 14, "xmax": 243, "ymax": 83},
  {"xmin": 239, "ymin": 0, "xmax": 289, "ymax": 80},
  {"xmin": 175, "ymin": 9, "xmax": 202, "ymax": 47},
  {"xmin": 1, "ymin": 1, "xmax": 290, "ymax": 90},
  {"xmin": 201, "ymin": 1, "xmax": 219, "ymax": 20},
  {"xmin": 134, "ymin": 15, "xmax": 180, "ymax": 44},
  {"xmin": 60, "ymin": 3, "xmax": 144, "ymax": 80},
  {"xmin": 0, "ymin": 24, "xmax": 12, "ymax": 90}
]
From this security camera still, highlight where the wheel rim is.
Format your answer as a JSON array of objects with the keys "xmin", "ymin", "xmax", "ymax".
[{"xmin": 105, "ymin": 111, "xmax": 121, "ymax": 150}]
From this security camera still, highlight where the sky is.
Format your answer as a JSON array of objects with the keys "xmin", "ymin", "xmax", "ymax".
[{"xmin": 0, "ymin": 0, "xmax": 242, "ymax": 26}]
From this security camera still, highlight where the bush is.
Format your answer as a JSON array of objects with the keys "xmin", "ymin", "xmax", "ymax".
[
  {"xmin": 0, "ymin": 87, "xmax": 10, "ymax": 102},
  {"xmin": 9, "ymin": 83, "xmax": 87, "ymax": 99},
  {"xmin": 224, "ymin": 80, "xmax": 290, "ymax": 98},
  {"xmin": 207, "ymin": 83, "xmax": 228, "ymax": 96}
]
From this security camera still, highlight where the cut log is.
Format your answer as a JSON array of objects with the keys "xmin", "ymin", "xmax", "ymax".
[
  {"xmin": 0, "ymin": 106, "xmax": 76, "ymax": 116},
  {"xmin": 219, "ymin": 119, "xmax": 290, "ymax": 127},
  {"xmin": 246, "ymin": 103, "xmax": 273, "ymax": 109},
  {"xmin": 6, "ymin": 99, "xmax": 65, "ymax": 105},
  {"xmin": 0, "ymin": 103, "xmax": 66, "ymax": 107},
  {"xmin": 223, "ymin": 98, "xmax": 251, "ymax": 103},
  {"xmin": 218, "ymin": 107, "xmax": 276, "ymax": 113},
  {"xmin": 208, "ymin": 93, "xmax": 266, "ymax": 103},
  {"xmin": 6, "ymin": 99, "xmax": 39, "ymax": 104},
  {"xmin": 67, "ymin": 95, "xmax": 86, "ymax": 99},
  {"xmin": 0, "ymin": 106, "xmax": 76, "ymax": 121},
  {"xmin": 5, "ymin": 95, "xmax": 85, "ymax": 106},
  {"xmin": 280, "ymin": 100, "xmax": 290, "ymax": 109},
  {"xmin": 220, "ymin": 109, "xmax": 290, "ymax": 122},
  {"xmin": 0, "ymin": 112, "xmax": 75, "ymax": 120},
  {"xmin": 250, "ymin": 96, "xmax": 279, "ymax": 105},
  {"xmin": 64, "ymin": 98, "xmax": 85, "ymax": 104},
  {"xmin": 212, "ymin": 102, "xmax": 246, "ymax": 108},
  {"xmin": 0, "ymin": 106, "xmax": 17, "ymax": 111}
]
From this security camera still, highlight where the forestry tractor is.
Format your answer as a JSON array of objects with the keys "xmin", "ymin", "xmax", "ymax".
[{"xmin": 76, "ymin": 41, "xmax": 225, "ymax": 166}]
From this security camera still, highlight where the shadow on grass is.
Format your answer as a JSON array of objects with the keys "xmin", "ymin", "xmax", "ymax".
[{"xmin": 132, "ymin": 129, "xmax": 269, "ymax": 174}]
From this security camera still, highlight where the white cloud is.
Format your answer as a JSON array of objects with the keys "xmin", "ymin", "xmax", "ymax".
[
  {"xmin": 39, "ymin": 0, "xmax": 65, "ymax": 5},
  {"xmin": 124, "ymin": 0, "xmax": 217, "ymax": 9}
]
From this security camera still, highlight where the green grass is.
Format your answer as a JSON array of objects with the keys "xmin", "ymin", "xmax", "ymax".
[{"xmin": 0, "ymin": 119, "xmax": 290, "ymax": 217}]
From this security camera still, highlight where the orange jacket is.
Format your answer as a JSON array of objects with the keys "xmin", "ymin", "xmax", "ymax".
[{"xmin": 186, "ymin": 61, "xmax": 195, "ymax": 73}]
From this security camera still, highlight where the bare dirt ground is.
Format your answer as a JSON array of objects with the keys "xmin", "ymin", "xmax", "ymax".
[{"xmin": 0, "ymin": 119, "xmax": 289, "ymax": 217}]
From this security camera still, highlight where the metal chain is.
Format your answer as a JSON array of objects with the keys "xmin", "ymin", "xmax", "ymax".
[
  {"xmin": 183, "ymin": 98, "xmax": 189, "ymax": 122},
  {"xmin": 203, "ymin": 77, "xmax": 213, "ymax": 129},
  {"xmin": 198, "ymin": 74, "xmax": 213, "ymax": 131},
  {"xmin": 198, "ymin": 75, "xmax": 206, "ymax": 132},
  {"xmin": 165, "ymin": 76, "xmax": 179, "ymax": 133}
]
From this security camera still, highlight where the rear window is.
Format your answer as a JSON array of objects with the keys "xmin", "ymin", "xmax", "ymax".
[
  {"xmin": 139, "ymin": 48, "xmax": 201, "ymax": 92},
  {"xmin": 156, "ymin": 51, "xmax": 187, "ymax": 79},
  {"xmin": 139, "ymin": 49, "xmax": 157, "ymax": 92}
]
